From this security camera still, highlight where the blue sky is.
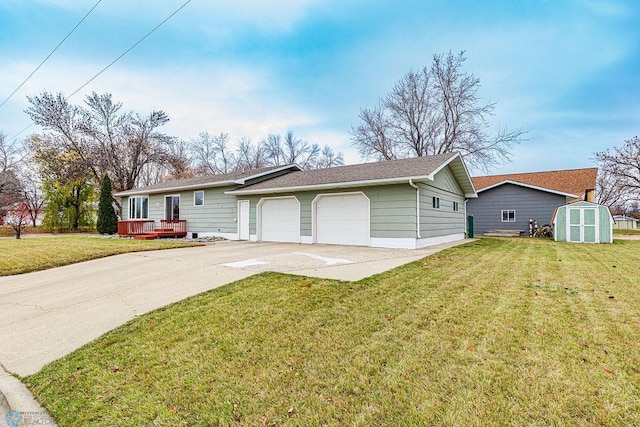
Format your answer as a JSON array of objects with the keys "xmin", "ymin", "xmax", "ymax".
[{"xmin": 0, "ymin": 0, "xmax": 638, "ymax": 174}]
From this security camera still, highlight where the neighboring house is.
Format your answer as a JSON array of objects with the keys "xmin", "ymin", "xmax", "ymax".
[
  {"xmin": 467, "ymin": 168, "xmax": 598, "ymax": 235},
  {"xmin": 612, "ymin": 215, "xmax": 638, "ymax": 230},
  {"xmin": 553, "ymin": 201, "xmax": 613, "ymax": 243},
  {"xmin": 114, "ymin": 152, "xmax": 477, "ymax": 249}
]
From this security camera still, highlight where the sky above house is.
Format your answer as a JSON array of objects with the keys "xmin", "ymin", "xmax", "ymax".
[{"xmin": 0, "ymin": 0, "xmax": 638, "ymax": 175}]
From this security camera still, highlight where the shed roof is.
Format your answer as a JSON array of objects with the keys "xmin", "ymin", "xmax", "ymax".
[
  {"xmin": 613, "ymin": 215, "xmax": 638, "ymax": 221},
  {"xmin": 472, "ymin": 167, "xmax": 598, "ymax": 199}
]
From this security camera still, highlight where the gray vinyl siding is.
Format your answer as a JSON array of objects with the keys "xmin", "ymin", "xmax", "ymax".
[
  {"xmin": 418, "ymin": 166, "xmax": 466, "ymax": 237},
  {"xmin": 148, "ymin": 194, "xmax": 164, "ymax": 219},
  {"xmin": 121, "ymin": 187, "xmax": 239, "ymax": 234},
  {"xmin": 246, "ymin": 184, "xmax": 417, "ymax": 239},
  {"xmin": 467, "ymin": 184, "xmax": 567, "ymax": 235},
  {"xmin": 368, "ymin": 186, "xmax": 417, "ymax": 238},
  {"xmin": 175, "ymin": 188, "xmax": 238, "ymax": 233}
]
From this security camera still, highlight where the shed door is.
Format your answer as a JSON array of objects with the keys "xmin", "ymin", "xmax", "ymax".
[
  {"xmin": 259, "ymin": 197, "xmax": 300, "ymax": 243},
  {"xmin": 583, "ymin": 209, "xmax": 597, "ymax": 243},
  {"xmin": 315, "ymin": 193, "xmax": 370, "ymax": 246},
  {"xmin": 568, "ymin": 208, "xmax": 598, "ymax": 243}
]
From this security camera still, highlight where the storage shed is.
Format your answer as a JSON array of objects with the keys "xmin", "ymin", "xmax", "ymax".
[
  {"xmin": 553, "ymin": 201, "xmax": 613, "ymax": 243},
  {"xmin": 612, "ymin": 215, "xmax": 638, "ymax": 230}
]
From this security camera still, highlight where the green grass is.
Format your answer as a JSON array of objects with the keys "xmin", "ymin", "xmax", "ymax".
[
  {"xmin": 24, "ymin": 238, "xmax": 640, "ymax": 426},
  {"xmin": 0, "ymin": 236, "xmax": 198, "ymax": 276}
]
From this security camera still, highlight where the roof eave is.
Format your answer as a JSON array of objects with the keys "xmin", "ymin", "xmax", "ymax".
[
  {"xmin": 114, "ymin": 164, "xmax": 303, "ymax": 197},
  {"xmin": 232, "ymin": 164, "xmax": 301, "ymax": 185},
  {"xmin": 114, "ymin": 180, "xmax": 236, "ymax": 197},
  {"xmin": 427, "ymin": 152, "xmax": 477, "ymax": 198},
  {"xmin": 476, "ymin": 180, "xmax": 578, "ymax": 198},
  {"xmin": 225, "ymin": 175, "xmax": 434, "ymax": 195}
]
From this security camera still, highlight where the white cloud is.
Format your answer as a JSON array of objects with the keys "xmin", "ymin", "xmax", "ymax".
[{"xmin": 0, "ymin": 55, "xmax": 324, "ymax": 147}]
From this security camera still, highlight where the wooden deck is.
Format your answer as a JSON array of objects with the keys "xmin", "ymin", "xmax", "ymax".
[{"xmin": 118, "ymin": 220, "xmax": 187, "ymax": 240}]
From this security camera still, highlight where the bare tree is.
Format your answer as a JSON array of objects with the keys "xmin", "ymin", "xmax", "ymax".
[
  {"xmin": 261, "ymin": 131, "xmax": 342, "ymax": 169},
  {"xmin": 314, "ymin": 145, "xmax": 344, "ymax": 169},
  {"xmin": 189, "ymin": 130, "xmax": 344, "ymax": 175},
  {"xmin": 595, "ymin": 168, "xmax": 629, "ymax": 208},
  {"xmin": 0, "ymin": 133, "xmax": 20, "ymax": 171},
  {"xmin": 1, "ymin": 134, "xmax": 25, "ymax": 230},
  {"xmin": 1, "ymin": 192, "xmax": 30, "ymax": 238},
  {"xmin": 235, "ymin": 137, "xmax": 268, "ymax": 171},
  {"xmin": 283, "ymin": 131, "xmax": 319, "ymax": 168},
  {"xmin": 18, "ymin": 165, "xmax": 45, "ymax": 227},
  {"xmin": 0, "ymin": 133, "xmax": 23, "ymax": 195},
  {"xmin": 351, "ymin": 103, "xmax": 395, "ymax": 160},
  {"xmin": 595, "ymin": 136, "xmax": 640, "ymax": 205},
  {"xmin": 262, "ymin": 133, "xmax": 285, "ymax": 166},
  {"xmin": 351, "ymin": 51, "xmax": 527, "ymax": 171},
  {"xmin": 0, "ymin": 142, "xmax": 32, "ymax": 237},
  {"xmin": 25, "ymin": 92, "xmax": 182, "ymax": 192},
  {"xmin": 190, "ymin": 132, "xmax": 236, "ymax": 174}
]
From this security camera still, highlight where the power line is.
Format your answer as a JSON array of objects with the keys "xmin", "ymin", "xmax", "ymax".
[
  {"xmin": 67, "ymin": 0, "xmax": 192, "ymax": 99},
  {"xmin": 0, "ymin": 0, "xmax": 103, "ymax": 110},
  {"xmin": 7, "ymin": 0, "xmax": 192, "ymax": 141}
]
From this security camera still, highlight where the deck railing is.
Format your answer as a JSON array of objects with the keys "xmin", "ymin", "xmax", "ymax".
[
  {"xmin": 117, "ymin": 219, "xmax": 187, "ymax": 237},
  {"xmin": 159, "ymin": 219, "xmax": 187, "ymax": 234},
  {"xmin": 117, "ymin": 220, "xmax": 155, "ymax": 236}
]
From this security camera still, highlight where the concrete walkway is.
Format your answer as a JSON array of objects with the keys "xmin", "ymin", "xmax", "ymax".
[{"xmin": 0, "ymin": 238, "xmax": 472, "ymax": 421}]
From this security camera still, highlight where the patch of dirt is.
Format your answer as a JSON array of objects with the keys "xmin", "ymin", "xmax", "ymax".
[{"xmin": 614, "ymin": 234, "xmax": 640, "ymax": 240}]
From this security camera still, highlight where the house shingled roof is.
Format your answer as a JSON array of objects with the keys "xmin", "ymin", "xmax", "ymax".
[
  {"xmin": 227, "ymin": 152, "xmax": 467, "ymax": 193},
  {"xmin": 114, "ymin": 165, "xmax": 299, "ymax": 196},
  {"xmin": 471, "ymin": 168, "xmax": 598, "ymax": 199}
]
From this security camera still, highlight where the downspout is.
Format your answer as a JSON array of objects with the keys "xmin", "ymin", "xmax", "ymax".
[
  {"xmin": 409, "ymin": 179, "xmax": 422, "ymax": 239},
  {"xmin": 464, "ymin": 199, "xmax": 468, "ymax": 238}
]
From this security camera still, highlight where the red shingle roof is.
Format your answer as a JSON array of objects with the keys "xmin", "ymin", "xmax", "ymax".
[{"xmin": 472, "ymin": 168, "xmax": 598, "ymax": 199}]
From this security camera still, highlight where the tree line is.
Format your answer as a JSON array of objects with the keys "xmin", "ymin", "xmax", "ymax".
[{"xmin": 0, "ymin": 92, "xmax": 345, "ymax": 236}]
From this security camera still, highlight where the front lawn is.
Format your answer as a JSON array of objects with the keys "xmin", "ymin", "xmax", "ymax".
[
  {"xmin": 0, "ymin": 236, "xmax": 198, "ymax": 276},
  {"xmin": 25, "ymin": 238, "xmax": 640, "ymax": 426}
]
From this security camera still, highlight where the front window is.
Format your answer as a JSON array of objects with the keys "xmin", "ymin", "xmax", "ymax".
[
  {"xmin": 128, "ymin": 197, "xmax": 149, "ymax": 219},
  {"xmin": 432, "ymin": 197, "xmax": 440, "ymax": 209},
  {"xmin": 501, "ymin": 210, "xmax": 516, "ymax": 222},
  {"xmin": 194, "ymin": 191, "xmax": 204, "ymax": 207}
]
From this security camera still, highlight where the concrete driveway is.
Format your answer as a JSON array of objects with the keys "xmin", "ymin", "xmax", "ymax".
[{"xmin": 0, "ymin": 239, "xmax": 471, "ymax": 377}]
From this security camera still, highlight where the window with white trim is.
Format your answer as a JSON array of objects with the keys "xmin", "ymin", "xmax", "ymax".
[
  {"xmin": 194, "ymin": 190, "xmax": 204, "ymax": 207},
  {"xmin": 453, "ymin": 201, "xmax": 459, "ymax": 211},
  {"xmin": 501, "ymin": 210, "xmax": 516, "ymax": 222},
  {"xmin": 128, "ymin": 196, "xmax": 149, "ymax": 219},
  {"xmin": 432, "ymin": 197, "xmax": 440, "ymax": 209}
]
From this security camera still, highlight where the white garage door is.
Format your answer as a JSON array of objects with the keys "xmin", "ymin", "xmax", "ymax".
[
  {"xmin": 316, "ymin": 193, "xmax": 370, "ymax": 246},
  {"xmin": 260, "ymin": 197, "xmax": 300, "ymax": 243}
]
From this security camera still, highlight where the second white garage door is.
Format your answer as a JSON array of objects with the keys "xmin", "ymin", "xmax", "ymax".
[
  {"xmin": 259, "ymin": 197, "xmax": 300, "ymax": 243},
  {"xmin": 315, "ymin": 193, "xmax": 370, "ymax": 246}
]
